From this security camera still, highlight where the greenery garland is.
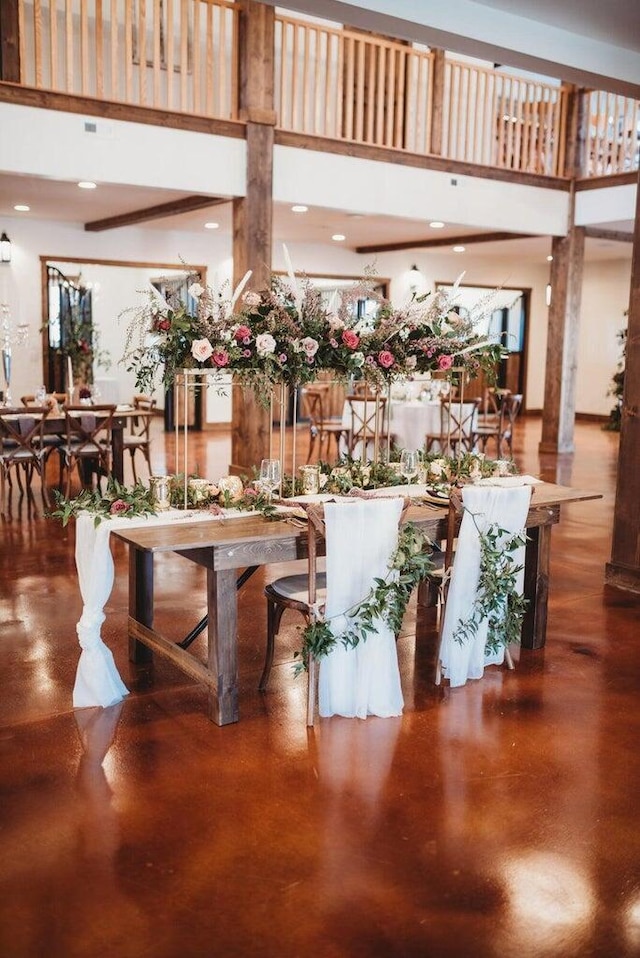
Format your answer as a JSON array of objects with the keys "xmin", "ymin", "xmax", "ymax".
[
  {"xmin": 452, "ymin": 511, "xmax": 528, "ymax": 654},
  {"xmin": 295, "ymin": 522, "xmax": 434, "ymax": 674},
  {"xmin": 49, "ymin": 479, "xmax": 157, "ymax": 527}
]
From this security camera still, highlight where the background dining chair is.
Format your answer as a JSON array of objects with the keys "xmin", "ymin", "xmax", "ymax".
[
  {"xmin": 475, "ymin": 393, "xmax": 522, "ymax": 458},
  {"xmin": 425, "ymin": 397, "xmax": 480, "ymax": 455},
  {"xmin": 59, "ymin": 404, "xmax": 116, "ymax": 496},
  {"xmin": 301, "ymin": 385, "xmax": 344, "ymax": 462},
  {"xmin": 0, "ymin": 406, "xmax": 51, "ymax": 513},
  {"xmin": 342, "ymin": 393, "xmax": 388, "ymax": 460},
  {"xmin": 261, "ymin": 497, "xmax": 410, "ymax": 725},
  {"xmin": 123, "ymin": 394, "xmax": 156, "ymax": 481}
]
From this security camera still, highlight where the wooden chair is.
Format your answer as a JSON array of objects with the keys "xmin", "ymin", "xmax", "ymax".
[
  {"xmin": 59, "ymin": 404, "xmax": 116, "ymax": 496},
  {"xmin": 123, "ymin": 394, "xmax": 156, "ymax": 481},
  {"xmin": 342, "ymin": 393, "xmax": 387, "ymax": 460},
  {"xmin": 475, "ymin": 393, "xmax": 522, "ymax": 458},
  {"xmin": 261, "ymin": 497, "xmax": 411, "ymax": 725},
  {"xmin": 0, "ymin": 406, "xmax": 51, "ymax": 513},
  {"xmin": 425, "ymin": 397, "xmax": 480, "ymax": 454},
  {"xmin": 301, "ymin": 385, "xmax": 344, "ymax": 463}
]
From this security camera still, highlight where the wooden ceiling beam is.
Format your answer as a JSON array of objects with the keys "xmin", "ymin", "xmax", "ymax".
[
  {"xmin": 584, "ymin": 226, "xmax": 634, "ymax": 243},
  {"xmin": 84, "ymin": 194, "xmax": 227, "ymax": 232},
  {"xmin": 355, "ymin": 230, "xmax": 535, "ymax": 254}
]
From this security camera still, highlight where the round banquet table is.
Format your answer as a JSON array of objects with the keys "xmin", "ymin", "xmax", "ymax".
[{"xmin": 389, "ymin": 400, "xmax": 442, "ymax": 451}]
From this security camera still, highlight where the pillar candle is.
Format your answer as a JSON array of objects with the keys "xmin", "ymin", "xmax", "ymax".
[{"xmin": 67, "ymin": 355, "xmax": 74, "ymax": 391}]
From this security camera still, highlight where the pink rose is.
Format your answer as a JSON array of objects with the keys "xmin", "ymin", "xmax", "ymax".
[
  {"xmin": 191, "ymin": 338, "xmax": 214, "ymax": 362},
  {"xmin": 211, "ymin": 348, "xmax": 230, "ymax": 367},
  {"xmin": 341, "ymin": 329, "xmax": 360, "ymax": 350},
  {"xmin": 378, "ymin": 350, "xmax": 395, "ymax": 369},
  {"xmin": 300, "ymin": 336, "xmax": 319, "ymax": 358},
  {"xmin": 110, "ymin": 499, "xmax": 130, "ymax": 515},
  {"xmin": 438, "ymin": 354, "xmax": 454, "ymax": 370},
  {"xmin": 235, "ymin": 325, "xmax": 251, "ymax": 341}
]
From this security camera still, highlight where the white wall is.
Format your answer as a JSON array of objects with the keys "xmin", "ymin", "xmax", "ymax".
[{"xmin": 3, "ymin": 214, "xmax": 631, "ymax": 420}]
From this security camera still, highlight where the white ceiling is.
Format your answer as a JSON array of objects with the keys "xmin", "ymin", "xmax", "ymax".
[{"xmin": 0, "ymin": 171, "xmax": 632, "ymax": 264}]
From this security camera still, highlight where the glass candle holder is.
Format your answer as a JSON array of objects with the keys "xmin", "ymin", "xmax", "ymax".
[
  {"xmin": 300, "ymin": 464, "xmax": 320, "ymax": 495},
  {"xmin": 150, "ymin": 475, "xmax": 171, "ymax": 511}
]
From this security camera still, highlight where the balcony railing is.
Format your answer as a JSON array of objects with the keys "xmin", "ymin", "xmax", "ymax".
[
  {"xmin": 586, "ymin": 90, "xmax": 640, "ymax": 177},
  {"xmin": 17, "ymin": 0, "xmax": 238, "ymax": 119},
  {"xmin": 11, "ymin": 1, "xmax": 640, "ymax": 180}
]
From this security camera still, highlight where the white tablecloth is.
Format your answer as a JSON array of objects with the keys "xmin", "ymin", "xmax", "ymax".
[
  {"xmin": 73, "ymin": 509, "xmax": 220, "ymax": 709},
  {"xmin": 389, "ymin": 400, "xmax": 442, "ymax": 451}
]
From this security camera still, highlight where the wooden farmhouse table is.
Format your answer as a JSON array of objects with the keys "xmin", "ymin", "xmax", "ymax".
[{"xmin": 112, "ymin": 482, "xmax": 601, "ymax": 726}]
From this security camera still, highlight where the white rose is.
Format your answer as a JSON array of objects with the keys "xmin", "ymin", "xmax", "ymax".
[
  {"xmin": 427, "ymin": 459, "xmax": 448, "ymax": 480},
  {"xmin": 242, "ymin": 291, "xmax": 261, "ymax": 308},
  {"xmin": 256, "ymin": 333, "xmax": 276, "ymax": 356},
  {"xmin": 191, "ymin": 338, "xmax": 213, "ymax": 362},
  {"xmin": 300, "ymin": 336, "xmax": 319, "ymax": 358},
  {"xmin": 352, "ymin": 351, "xmax": 365, "ymax": 368},
  {"xmin": 406, "ymin": 355, "xmax": 417, "ymax": 369},
  {"xmin": 189, "ymin": 282, "xmax": 204, "ymax": 299}
]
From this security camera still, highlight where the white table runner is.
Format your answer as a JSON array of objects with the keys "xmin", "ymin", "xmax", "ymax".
[{"xmin": 73, "ymin": 510, "xmax": 221, "ymax": 709}]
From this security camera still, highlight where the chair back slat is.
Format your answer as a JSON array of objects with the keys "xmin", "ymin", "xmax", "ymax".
[{"xmin": 0, "ymin": 407, "xmax": 50, "ymax": 463}]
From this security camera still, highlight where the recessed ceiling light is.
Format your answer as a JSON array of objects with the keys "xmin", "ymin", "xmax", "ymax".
[
  {"xmin": 291, "ymin": 205, "xmax": 308, "ymax": 213},
  {"xmin": 332, "ymin": 233, "xmax": 346, "ymax": 242},
  {"xmin": 77, "ymin": 181, "xmax": 97, "ymax": 190},
  {"xmin": 546, "ymin": 254, "xmax": 553, "ymax": 262},
  {"xmin": 13, "ymin": 204, "xmax": 30, "ymax": 212},
  {"xmin": 204, "ymin": 221, "xmax": 219, "ymax": 230},
  {"xmin": 452, "ymin": 245, "xmax": 466, "ymax": 253},
  {"xmin": 429, "ymin": 221, "xmax": 445, "ymax": 229}
]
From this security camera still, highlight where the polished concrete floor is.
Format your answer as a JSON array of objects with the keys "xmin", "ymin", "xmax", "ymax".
[{"xmin": 1, "ymin": 416, "xmax": 640, "ymax": 958}]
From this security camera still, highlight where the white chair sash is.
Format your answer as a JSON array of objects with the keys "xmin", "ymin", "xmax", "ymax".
[
  {"xmin": 319, "ymin": 497, "xmax": 404, "ymax": 719},
  {"xmin": 439, "ymin": 485, "xmax": 532, "ymax": 688}
]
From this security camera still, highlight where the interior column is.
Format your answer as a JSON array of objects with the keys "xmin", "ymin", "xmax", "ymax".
[
  {"xmin": 605, "ymin": 167, "xmax": 640, "ymax": 593},
  {"xmin": 231, "ymin": 0, "xmax": 275, "ymax": 473}
]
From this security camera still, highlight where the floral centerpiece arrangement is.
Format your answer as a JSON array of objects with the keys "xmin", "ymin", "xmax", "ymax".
[{"xmin": 121, "ymin": 254, "xmax": 507, "ymax": 402}]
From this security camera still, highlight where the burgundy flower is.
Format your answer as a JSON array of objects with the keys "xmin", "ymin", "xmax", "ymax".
[
  {"xmin": 235, "ymin": 325, "xmax": 251, "ymax": 342},
  {"xmin": 110, "ymin": 499, "xmax": 130, "ymax": 515},
  {"xmin": 211, "ymin": 349, "xmax": 230, "ymax": 367}
]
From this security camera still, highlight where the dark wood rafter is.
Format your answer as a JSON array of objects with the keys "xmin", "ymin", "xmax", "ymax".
[
  {"xmin": 356, "ymin": 230, "xmax": 535, "ymax": 254},
  {"xmin": 606, "ymin": 165, "xmax": 640, "ymax": 594},
  {"xmin": 584, "ymin": 227, "xmax": 634, "ymax": 243},
  {"xmin": 274, "ymin": 129, "xmax": 571, "ymax": 191},
  {"xmin": 0, "ymin": 82, "xmax": 246, "ymax": 138},
  {"xmin": 0, "ymin": 0, "xmax": 20, "ymax": 82},
  {"xmin": 85, "ymin": 195, "xmax": 227, "ymax": 232}
]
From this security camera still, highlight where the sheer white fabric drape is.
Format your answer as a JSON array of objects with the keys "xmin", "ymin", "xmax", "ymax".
[
  {"xmin": 439, "ymin": 485, "xmax": 532, "ymax": 687},
  {"xmin": 73, "ymin": 511, "xmax": 218, "ymax": 710},
  {"xmin": 319, "ymin": 497, "xmax": 404, "ymax": 719}
]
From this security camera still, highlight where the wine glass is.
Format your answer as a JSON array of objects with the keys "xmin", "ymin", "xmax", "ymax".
[
  {"xmin": 259, "ymin": 458, "xmax": 281, "ymax": 503},
  {"xmin": 35, "ymin": 384, "xmax": 47, "ymax": 405},
  {"xmin": 399, "ymin": 449, "xmax": 419, "ymax": 485}
]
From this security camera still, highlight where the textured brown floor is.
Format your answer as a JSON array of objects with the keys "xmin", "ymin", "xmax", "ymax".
[{"xmin": 1, "ymin": 416, "xmax": 639, "ymax": 958}]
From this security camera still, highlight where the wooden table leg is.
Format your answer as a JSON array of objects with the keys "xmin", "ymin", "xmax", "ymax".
[
  {"xmin": 521, "ymin": 524, "xmax": 551, "ymax": 650},
  {"xmin": 129, "ymin": 546, "xmax": 154, "ymax": 664},
  {"xmin": 206, "ymin": 567, "xmax": 239, "ymax": 725},
  {"xmin": 111, "ymin": 423, "xmax": 124, "ymax": 482}
]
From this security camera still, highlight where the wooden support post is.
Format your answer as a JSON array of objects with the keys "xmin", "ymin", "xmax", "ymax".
[
  {"xmin": 539, "ymin": 85, "xmax": 586, "ymax": 455},
  {"xmin": 231, "ymin": 0, "xmax": 275, "ymax": 474},
  {"xmin": 605, "ymin": 167, "xmax": 640, "ymax": 594},
  {"xmin": 539, "ymin": 220, "xmax": 585, "ymax": 454},
  {"xmin": 429, "ymin": 48, "xmax": 445, "ymax": 156},
  {"xmin": 0, "ymin": 0, "xmax": 21, "ymax": 82}
]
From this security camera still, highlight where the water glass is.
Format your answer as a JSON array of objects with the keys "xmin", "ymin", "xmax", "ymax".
[
  {"xmin": 259, "ymin": 459, "xmax": 281, "ymax": 503},
  {"xmin": 400, "ymin": 449, "xmax": 419, "ymax": 484}
]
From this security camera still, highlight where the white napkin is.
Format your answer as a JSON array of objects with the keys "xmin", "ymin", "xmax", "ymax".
[
  {"xmin": 439, "ymin": 485, "xmax": 532, "ymax": 687},
  {"xmin": 475, "ymin": 475, "xmax": 542, "ymax": 487}
]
